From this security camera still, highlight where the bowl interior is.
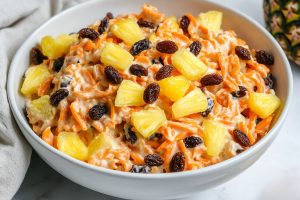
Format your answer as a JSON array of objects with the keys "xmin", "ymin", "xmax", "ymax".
[{"xmin": 8, "ymin": 0, "xmax": 292, "ymax": 176}]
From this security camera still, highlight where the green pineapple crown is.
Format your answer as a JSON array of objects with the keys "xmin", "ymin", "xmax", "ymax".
[{"xmin": 264, "ymin": 0, "xmax": 300, "ymax": 65}]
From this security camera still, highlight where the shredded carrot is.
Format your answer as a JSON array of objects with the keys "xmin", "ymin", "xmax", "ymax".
[
  {"xmin": 57, "ymin": 101, "xmax": 69, "ymax": 133},
  {"xmin": 38, "ymin": 76, "xmax": 53, "ymax": 96},
  {"xmin": 130, "ymin": 152, "xmax": 144, "ymax": 165},
  {"xmin": 70, "ymin": 101, "xmax": 88, "ymax": 131},
  {"xmin": 255, "ymin": 115, "xmax": 274, "ymax": 136},
  {"xmin": 135, "ymin": 54, "xmax": 150, "ymax": 64},
  {"xmin": 41, "ymin": 127, "xmax": 54, "ymax": 146},
  {"xmin": 82, "ymin": 69, "xmax": 96, "ymax": 85},
  {"xmin": 83, "ymin": 40, "xmax": 95, "ymax": 51}
]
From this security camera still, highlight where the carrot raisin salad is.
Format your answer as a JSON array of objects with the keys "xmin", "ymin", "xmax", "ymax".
[{"xmin": 21, "ymin": 4, "xmax": 281, "ymax": 173}]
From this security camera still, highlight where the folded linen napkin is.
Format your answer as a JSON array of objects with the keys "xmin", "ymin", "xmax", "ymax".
[{"xmin": 0, "ymin": 0, "xmax": 85, "ymax": 199}]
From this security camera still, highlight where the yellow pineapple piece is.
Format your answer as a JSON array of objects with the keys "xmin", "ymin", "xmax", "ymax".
[
  {"xmin": 197, "ymin": 11, "xmax": 223, "ymax": 32},
  {"xmin": 167, "ymin": 16, "xmax": 180, "ymax": 32},
  {"xmin": 131, "ymin": 109, "xmax": 167, "ymax": 138},
  {"xmin": 100, "ymin": 42, "xmax": 134, "ymax": 70},
  {"xmin": 41, "ymin": 34, "xmax": 78, "ymax": 59},
  {"xmin": 115, "ymin": 80, "xmax": 145, "ymax": 107},
  {"xmin": 171, "ymin": 49, "xmax": 207, "ymax": 81},
  {"xmin": 41, "ymin": 36, "xmax": 57, "ymax": 59},
  {"xmin": 88, "ymin": 133, "xmax": 118, "ymax": 157},
  {"xmin": 57, "ymin": 34, "xmax": 78, "ymax": 50},
  {"xmin": 57, "ymin": 132, "xmax": 88, "ymax": 161},
  {"xmin": 159, "ymin": 76, "xmax": 190, "ymax": 101},
  {"xmin": 110, "ymin": 18, "xmax": 144, "ymax": 45},
  {"xmin": 27, "ymin": 95, "xmax": 55, "ymax": 120},
  {"xmin": 148, "ymin": 33, "xmax": 158, "ymax": 44},
  {"xmin": 172, "ymin": 88, "xmax": 208, "ymax": 119},
  {"xmin": 158, "ymin": 16, "xmax": 179, "ymax": 33},
  {"xmin": 203, "ymin": 120, "xmax": 227, "ymax": 157},
  {"xmin": 248, "ymin": 92, "xmax": 281, "ymax": 118},
  {"xmin": 21, "ymin": 64, "xmax": 50, "ymax": 95}
]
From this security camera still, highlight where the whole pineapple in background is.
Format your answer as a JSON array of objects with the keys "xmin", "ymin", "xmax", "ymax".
[{"xmin": 264, "ymin": 0, "xmax": 300, "ymax": 65}]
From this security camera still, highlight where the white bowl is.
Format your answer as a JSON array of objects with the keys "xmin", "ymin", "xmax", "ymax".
[{"xmin": 7, "ymin": 0, "xmax": 293, "ymax": 199}]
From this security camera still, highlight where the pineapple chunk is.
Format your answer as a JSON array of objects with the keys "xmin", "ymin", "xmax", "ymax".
[
  {"xmin": 110, "ymin": 18, "xmax": 144, "ymax": 45},
  {"xmin": 167, "ymin": 16, "xmax": 180, "ymax": 32},
  {"xmin": 171, "ymin": 49, "xmax": 207, "ymax": 81},
  {"xmin": 197, "ymin": 11, "xmax": 223, "ymax": 32},
  {"xmin": 41, "ymin": 34, "xmax": 78, "ymax": 59},
  {"xmin": 115, "ymin": 80, "xmax": 145, "ymax": 107},
  {"xmin": 100, "ymin": 42, "xmax": 134, "ymax": 70},
  {"xmin": 41, "ymin": 36, "xmax": 58, "ymax": 59},
  {"xmin": 172, "ymin": 88, "xmax": 208, "ymax": 119},
  {"xmin": 203, "ymin": 120, "xmax": 227, "ymax": 157},
  {"xmin": 27, "ymin": 95, "xmax": 55, "ymax": 120},
  {"xmin": 57, "ymin": 132, "xmax": 88, "ymax": 161},
  {"xmin": 88, "ymin": 133, "xmax": 118, "ymax": 157},
  {"xmin": 131, "ymin": 109, "xmax": 167, "ymax": 138},
  {"xmin": 159, "ymin": 76, "xmax": 190, "ymax": 101},
  {"xmin": 158, "ymin": 16, "xmax": 179, "ymax": 33},
  {"xmin": 248, "ymin": 92, "xmax": 281, "ymax": 118},
  {"xmin": 148, "ymin": 33, "xmax": 158, "ymax": 44},
  {"xmin": 21, "ymin": 64, "xmax": 50, "ymax": 95}
]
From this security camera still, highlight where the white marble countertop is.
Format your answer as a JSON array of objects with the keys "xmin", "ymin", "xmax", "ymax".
[{"xmin": 13, "ymin": 0, "xmax": 300, "ymax": 199}]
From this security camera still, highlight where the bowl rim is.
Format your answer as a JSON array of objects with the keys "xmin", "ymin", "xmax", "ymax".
[{"xmin": 7, "ymin": 0, "xmax": 293, "ymax": 179}]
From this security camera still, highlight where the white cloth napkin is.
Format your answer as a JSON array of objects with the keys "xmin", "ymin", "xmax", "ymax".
[{"xmin": 0, "ymin": 0, "xmax": 86, "ymax": 199}]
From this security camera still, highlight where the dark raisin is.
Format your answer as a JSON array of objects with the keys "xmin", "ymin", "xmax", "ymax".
[
  {"xmin": 144, "ymin": 154, "xmax": 164, "ymax": 167},
  {"xmin": 256, "ymin": 118, "xmax": 263, "ymax": 124},
  {"xmin": 241, "ymin": 108, "xmax": 250, "ymax": 118},
  {"xmin": 104, "ymin": 66, "xmax": 123, "ymax": 84},
  {"xmin": 231, "ymin": 86, "xmax": 247, "ymax": 98},
  {"xmin": 200, "ymin": 73, "xmax": 223, "ymax": 86},
  {"xmin": 152, "ymin": 57, "xmax": 164, "ymax": 65},
  {"xmin": 53, "ymin": 57, "xmax": 65, "ymax": 72},
  {"xmin": 155, "ymin": 65, "xmax": 173, "ymax": 80},
  {"xmin": 143, "ymin": 83, "xmax": 160, "ymax": 104},
  {"xmin": 263, "ymin": 73, "xmax": 275, "ymax": 89},
  {"xmin": 189, "ymin": 41, "xmax": 202, "ymax": 56},
  {"xmin": 106, "ymin": 12, "xmax": 114, "ymax": 19},
  {"xmin": 183, "ymin": 136, "xmax": 202, "ymax": 148},
  {"xmin": 50, "ymin": 82, "xmax": 55, "ymax": 89},
  {"xmin": 200, "ymin": 97, "xmax": 214, "ymax": 117},
  {"xmin": 124, "ymin": 125, "xmax": 137, "ymax": 144},
  {"xmin": 50, "ymin": 89, "xmax": 69, "ymax": 106},
  {"xmin": 253, "ymin": 86, "xmax": 258, "ymax": 92},
  {"xmin": 149, "ymin": 133, "xmax": 163, "ymax": 140},
  {"xmin": 129, "ymin": 64, "xmax": 148, "ymax": 77},
  {"xmin": 130, "ymin": 39, "xmax": 150, "ymax": 56},
  {"xmin": 30, "ymin": 47, "xmax": 47, "ymax": 65},
  {"xmin": 233, "ymin": 129, "xmax": 251, "ymax": 147},
  {"xmin": 78, "ymin": 28, "xmax": 99, "ymax": 40},
  {"xmin": 235, "ymin": 46, "xmax": 251, "ymax": 60},
  {"xmin": 89, "ymin": 105, "xmax": 108, "ymax": 120},
  {"xmin": 236, "ymin": 149, "xmax": 244, "ymax": 154},
  {"xmin": 156, "ymin": 40, "xmax": 178, "ymax": 54},
  {"xmin": 155, "ymin": 25, "xmax": 160, "ymax": 33},
  {"xmin": 137, "ymin": 18, "xmax": 155, "ymax": 29},
  {"xmin": 129, "ymin": 165, "xmax": 151, "ymax": 173},
  {"xmin": 98, "ymin": 17, "xmax": 110, "ymax": 35},
  {"xmin": 169, "ymin": 152, "xmax": 185, "ymax": 172},
  {"xmin": 180, "ymin": 15, "xmax": 190, "ymax": 34},
  {"xmin": 60, "ymin": 82, "xmax": 69, "ymax": 88},
  {"xmin": 255, "ymin": 50, "xmax": 274, "ymax": 65},
  {"xmin": 98, "ymin": 12, "xmax": 113, "ymax": 35}
]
